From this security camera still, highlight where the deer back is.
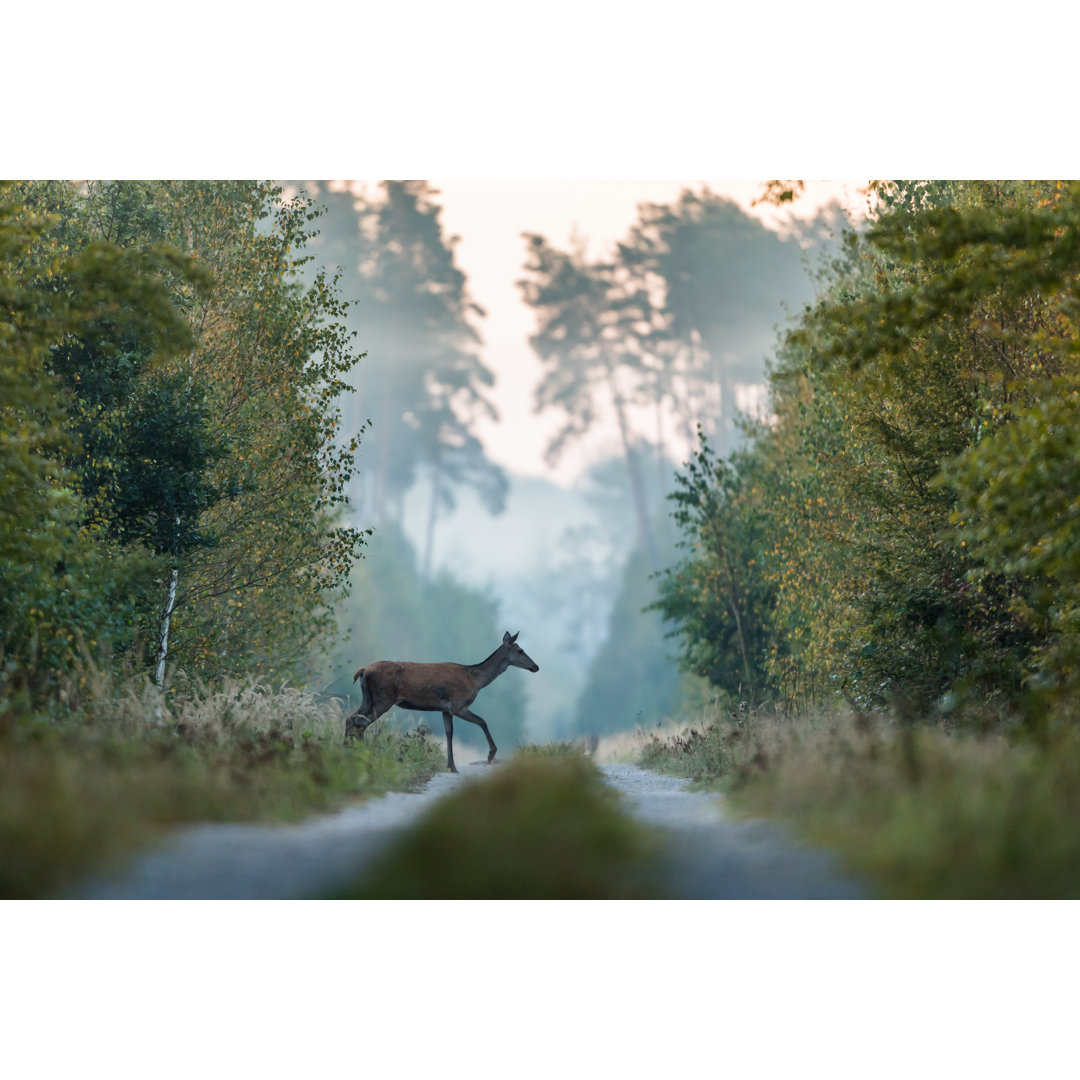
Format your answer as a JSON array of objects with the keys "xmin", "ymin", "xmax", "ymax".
[{"xmin": 364, "ymin": 659, "xmax": 477, "ymax": 715}]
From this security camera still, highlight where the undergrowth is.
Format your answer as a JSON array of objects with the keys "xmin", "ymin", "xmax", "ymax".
[
  {"xmin": 638, "ymin": 705, "xmax": 1080, "ymax": 898},
  {"xmin": 339, "ymin": 747, "xmax": 663, "ymax": 899},
  {"xmin": 0, "ymin": 674, "xmax": 442, "ymax": 898}
]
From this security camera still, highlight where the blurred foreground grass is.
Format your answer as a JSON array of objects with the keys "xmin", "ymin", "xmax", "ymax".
[
  {"xmin": 640, "ymin": 709, "xmax": 1080, "ymax": 898},
  {"xmin": 338, "ymin": 745, "xmax": 663, "ymax": 899},
  {"xmin": 0, "ymin": 676, "xmax": 442, "ymax": 898}
]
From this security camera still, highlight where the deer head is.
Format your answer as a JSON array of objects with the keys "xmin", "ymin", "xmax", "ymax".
[{"xmin": 503, "ymin": 630, "xmax": 539, "ymax": 672}]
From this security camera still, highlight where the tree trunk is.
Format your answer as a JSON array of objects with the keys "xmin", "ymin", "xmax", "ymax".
[
  {"xmin": 374, "ymin": 312, "xmax": 400, "ymax": 526},
  {"xmin": 154, "ymin": 565, "xmax": 179, "ymax": 690},
  {"xmin": 422, "ymin": 455, "xmax": 442, "ymax": 579},
  {"xmin": 722, "ymin": 549, "xmax": 756, "ymax": 700},
  {"xmin": 606, "ymin": 365, "xmax": 658, "ymax": 572},
  {"xmin": 154, "ymin": 513, "xmax": 182, "ymax": 692}
]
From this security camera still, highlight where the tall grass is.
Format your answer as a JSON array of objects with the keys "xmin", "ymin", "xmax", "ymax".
[
  {"xmin": 0, "ymin": 672, "xmax": 442, "ymax": 898},
  {"xmin": 339, "ymin": 746, "xmax": 663, "ymax": 898},
  {"xmin": 638, "ymin": 705, "xmax": 1080, "ymax": 899}
]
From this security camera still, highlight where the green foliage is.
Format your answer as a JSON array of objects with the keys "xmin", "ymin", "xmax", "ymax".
[
  {"xmin": 51, "ymin": 337, "xmax": 226, "ymax": 556},
  {"xmin": 651, "ymin": 434, "xmax": 777, "ymax": 703},
  {"xmin": 657, "ymin": 180, "xmax": 1080, "ymax": 726},
  {"xmin": 2, "ymin": 179, "xmax": 368, "ymax": 717},
  {"xmin": 342, "ymin": 749, "xmax": 661, "ymax": 898},
  {"xmin": 143, "ymin": 180, "xmax": 366, "ymax": 682},
  {"xmin": 0, "ymin": 182, "xmax": 204, "ymax": 704}
]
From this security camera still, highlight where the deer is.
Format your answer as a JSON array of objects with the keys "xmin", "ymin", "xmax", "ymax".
[{"xmin": 343, "ymin": 631, "xmax": 540, "ymax": 773}]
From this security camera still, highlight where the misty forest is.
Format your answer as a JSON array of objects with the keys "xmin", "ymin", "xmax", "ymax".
[{"xmin": 6, "ymin": 178, "xmax": 1080, "ymax": 899}]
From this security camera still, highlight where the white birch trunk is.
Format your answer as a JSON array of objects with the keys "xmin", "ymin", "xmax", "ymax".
[
  {"xmin": 154, "ymin": 565, "xmax": 179, "ymax": 690},
  {"xmin": 154, "ymin": 513, "xmax": 182, "ymax": 695}
]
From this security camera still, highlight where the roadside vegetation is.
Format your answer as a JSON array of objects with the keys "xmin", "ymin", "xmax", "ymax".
[
  {"xmin": 0, "ymin": 180, "xmax": 450, "ymax": 897},
  {"xmin": 338, "ymin": 745, "xmax": 663, "ymax": 898},
  {"xmin": 639, "ymin": 706, "xmax": 1080, "ymax": 898},
  {"xmin": 0, "ymin": 674, "xmax": 442, "ymax": 898},
  {"xmin": 647, "ymin": 181, "xmax": 1080, "ymax": 898}
]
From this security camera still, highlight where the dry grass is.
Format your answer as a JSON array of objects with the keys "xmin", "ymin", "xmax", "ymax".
[
  {"xmin": 592, "ymin": 717, "xmax": 705, "ymax": 765},
  {"xmin": 339, "ymin": 746, "xmax": 664, "ymax": 898},
  {"xmin": 638, "ymin": 705, "xmax": 1080, "ymax": 898},
  {"xmin": 0, "ymin": 672, "xmax": 443, "ymax": 898}
]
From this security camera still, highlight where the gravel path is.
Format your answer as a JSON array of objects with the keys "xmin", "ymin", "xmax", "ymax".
[
  {"xmin": 69, "ymin": 770, "xmax": 472, "ymax": 900},
  {"xmin": 69, "ymin": 760, "xmax": 867, "ymax": 900},
  {"xmin": 600, "ymin": 763, "xmax": 867, "ymax": 899}
]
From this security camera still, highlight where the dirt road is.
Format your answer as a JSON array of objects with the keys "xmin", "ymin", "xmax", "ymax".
[
  {"xmin": 70, "ymin": 761, "xmax": 866, "ymax": 899},
  {"xmin": 600, "ymin": 763, "xmax": 866, "ymax": 899}
]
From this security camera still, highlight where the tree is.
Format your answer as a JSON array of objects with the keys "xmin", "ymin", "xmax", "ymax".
[
  {"xmin": 657, "ymin": 180, "xmax": 1080, "ymax": 726},
  {"xmin": 304, "ymin": 181, "xmax": 506, "ymax": 574},
  {"xmin": 144, "ymin": 180, "xmax": 366, "ymax": 683},
  {"xmin": 783, "ymin": 180, "xmax": 1078, "ymax": 714},
  {"xmin": 519, "ymin": 190, "xmax": 828, "ymax": 575},
  {"xmin": 0, "ymin": 180, "xmax": 203, "ymax": 705},
  {"xmin": 519, "ymin": 232, "xmax": 659, "ymax": 568},
  {"xmin": 651, "ymin": 433, "xmax": 778, "ymax": 704},
  {"xmin": 618, "ymin": 187, "xmax": 825, "ymax": 454}
]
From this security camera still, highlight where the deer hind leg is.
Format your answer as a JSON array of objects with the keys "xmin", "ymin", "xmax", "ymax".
[
  {"xmin": 456, "ymin": 707, "xmax": 497, "ymax": 764},
  {"xmin": 344, "ymin": 711, "xmax": 377, "ymax": 742},
  {"xmin": 344, "ymin": 673, "xmax": 379, "ymax": 743},
  {"xmin": 442, "ymin": 711, "xmax": 457, "ymax": 773}
]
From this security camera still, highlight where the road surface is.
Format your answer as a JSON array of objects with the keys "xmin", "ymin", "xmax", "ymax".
[
  {"xmin": 600, "ymin": 763, "xmax": 866, "ymax": 899},
  {"xmin": 69, "ymin": 761, "xmax": 867, "ymax": 899}
]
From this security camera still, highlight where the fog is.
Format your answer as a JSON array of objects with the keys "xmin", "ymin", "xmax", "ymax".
[{"xmin": 302, "ymin": 180, "xmax": 848, "ymax": 745}]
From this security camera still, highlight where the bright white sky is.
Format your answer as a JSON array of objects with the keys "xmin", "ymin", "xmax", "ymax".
[{"xmin": 424, "ymin": 179, "xmax": 868, "ymax": 484}]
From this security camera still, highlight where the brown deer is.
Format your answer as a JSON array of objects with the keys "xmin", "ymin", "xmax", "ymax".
[{"xmin": 344, "ymin": 631, "xmax": 540, "ymax": 772}]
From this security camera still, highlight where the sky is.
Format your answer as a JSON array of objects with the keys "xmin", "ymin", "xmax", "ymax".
[{"xmin": 425, "ymin": 179, "xmax": 870, "ymax": 484}]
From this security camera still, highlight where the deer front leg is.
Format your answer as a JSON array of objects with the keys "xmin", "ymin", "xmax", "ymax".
[
  {"xmin": 457, "ymin": 707, "xmax": 497, "ymax": 765},
  {"xmin": 442, "ymin": 711, "xmax": 458, "ymax": 773}
]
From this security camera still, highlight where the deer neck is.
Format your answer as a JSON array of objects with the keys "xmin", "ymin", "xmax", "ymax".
[{"xmin": 471, "ymin": 647, "xmax": 510, "ymax": 689}]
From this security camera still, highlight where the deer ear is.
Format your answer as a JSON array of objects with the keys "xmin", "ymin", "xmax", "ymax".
[
  {"xmin": 503, "ymin": 631, "xmax": 512, "ymax": 643},
  {"xmin": 510, "ymin": 631, "xmax": 519, "ymax": 643}
]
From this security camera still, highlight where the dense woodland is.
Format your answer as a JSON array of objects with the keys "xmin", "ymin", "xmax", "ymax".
[
  {"xmin": 655, "ymin": 180, "xmax": 1080, "ymax": 733},
  {"xmin": 1, "ymin": 180, "xmax": 365, "ymax": 711},
  {"xmin": 8, "ymin": 178, "xmax": 1076, "ymax": 746},
  {"xmin": 6, "ymin": 177, "xmax": 1080, "ymax": 898}
]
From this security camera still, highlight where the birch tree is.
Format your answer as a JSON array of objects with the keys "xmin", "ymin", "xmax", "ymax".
[
  {"xmin": 0, "ymin": 181, "xmax": 204, "ymax": 702},
  {"xmin": 144, "ymin": 181, "xmax": 366, "ymax": 683}
]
